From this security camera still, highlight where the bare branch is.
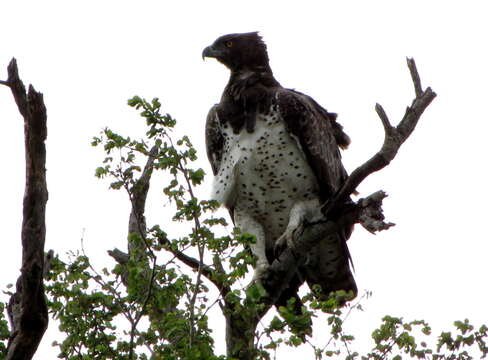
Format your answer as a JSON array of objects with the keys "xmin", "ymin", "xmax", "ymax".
[
  {"xmin": 375, "ymin": 103, "xmax": 392, "ymax": 132},
  {"xmin": 4, "ymin": 58, "xmax": 49, "ymax": 360},
  {"xmin": 357, "ymin": 191, "xmax": 395, "ymax": 233},
  {"xmin": 159, "ymin": 239, "xmax": 226, "ymax": 291},
  {"xmin": 407, "ymin": 57, "xmax": 422, "ymax": 97},
  {"xmin": 323, "ymin": 58, "xmax": 436, "ymax": 215},
  {"xmin": 263, "ymin": 191, "xmax": 391, "ymax": 308}
]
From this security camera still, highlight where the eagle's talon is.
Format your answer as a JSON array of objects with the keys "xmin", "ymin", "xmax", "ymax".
[{"xmin": 274, "ymin": 226, "xmax": 297, "ymax": 258}]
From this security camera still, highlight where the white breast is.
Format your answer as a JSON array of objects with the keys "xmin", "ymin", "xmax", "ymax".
[{"xmin": 211, "ymin": 107, "xmax": 320, "ymax": 241}]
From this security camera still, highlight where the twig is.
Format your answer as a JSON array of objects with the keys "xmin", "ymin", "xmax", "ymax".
[{"xmin": 407, "ymin": 57, "xmax": 422, "ymax": 97}]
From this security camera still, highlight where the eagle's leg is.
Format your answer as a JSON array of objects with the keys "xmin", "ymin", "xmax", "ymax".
[
  {"xmin": 234, "ymin": 209, "xmax": 269, "ymax": 282},
  {"xmin": 275, "ymin": 199, "xmax": 321, "ymax": 257}
]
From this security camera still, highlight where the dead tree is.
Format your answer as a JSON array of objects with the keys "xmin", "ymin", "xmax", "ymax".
[{"xmin": 1, "ymin": 59, "xmax": 49, "ymax": 360}]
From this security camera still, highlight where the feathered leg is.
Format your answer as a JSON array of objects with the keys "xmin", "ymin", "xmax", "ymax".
[
  {"xmin": 274, "ymin": 198, "xmax": 322, "ymax": 256},
  {"xmin": 234, "ymin": 209, "xmax": 269, "ymax": 282}
]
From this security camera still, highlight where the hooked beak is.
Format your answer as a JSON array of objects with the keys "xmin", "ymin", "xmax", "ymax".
[{"xmin": 202, "ymin": 45, "xmax": 222, "ymax": 60}]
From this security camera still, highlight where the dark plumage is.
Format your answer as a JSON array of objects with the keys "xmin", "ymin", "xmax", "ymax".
[{"xmin": 203, "ymin": 32, "xmax": 356, "ymax": 308}]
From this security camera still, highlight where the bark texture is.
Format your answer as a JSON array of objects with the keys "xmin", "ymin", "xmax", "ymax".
[{"xmin": 1, "ymin": 58, "xmax": 49, "ymax": 360}]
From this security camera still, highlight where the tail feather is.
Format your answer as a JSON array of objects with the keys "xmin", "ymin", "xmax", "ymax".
[{"xmin": 302, "ymin": 231, "xmax": 357, "ymax": 302}]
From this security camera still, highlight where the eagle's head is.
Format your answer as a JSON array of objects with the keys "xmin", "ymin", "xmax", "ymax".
[{"xmin": 202, "ymin": 32, "xmax": 270, "ymax": 72}]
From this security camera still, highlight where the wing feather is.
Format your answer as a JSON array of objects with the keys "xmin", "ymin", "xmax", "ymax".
[
  {"xmin": 276, "ymin": 89, "xmax": 349, "ymax": 201},
  {"xmin": 205, "ymin": 104, "xmax": 235, "ymax": 222},
  {"xmin": 277, "ymin": 89, "xmax": 356, "ymax": 295},
  {"xmin": 205, "ymin": 104, "xmax": 224, "ymax": 176}
]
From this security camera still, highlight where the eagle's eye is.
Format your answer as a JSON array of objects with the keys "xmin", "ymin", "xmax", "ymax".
[{"xmin": 225, "ymin": 40, "xmax": 234, "ymax": 48}]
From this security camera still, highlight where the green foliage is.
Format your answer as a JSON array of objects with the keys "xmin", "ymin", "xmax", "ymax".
[
  {"xmin": 3, "ymin": 95, "xmax": 483, "ymax": 359},
  {"xmin": 46, "ymin": 96, "xmax": 230, "ymax": 359},
  {"xmin": 362, "ymin": 316, "xmax": 488, "ymax": 360},
  {"xmin": 0, "ymin": 302, "xmax": 10, "ymax": 357}
]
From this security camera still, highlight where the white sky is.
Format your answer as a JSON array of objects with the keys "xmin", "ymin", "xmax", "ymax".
[{"xmin": 1, "ymin": 0, "xmax": 487, "ymax": 358}]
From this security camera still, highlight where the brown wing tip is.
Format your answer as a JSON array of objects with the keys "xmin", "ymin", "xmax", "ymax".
[
  {"xmin": 337, "ymin": 133, "xmax": 351, "ymax": 150},
  {"xmin": 329, "ymin": 112, "xmax": 351, "ymax": 149}
]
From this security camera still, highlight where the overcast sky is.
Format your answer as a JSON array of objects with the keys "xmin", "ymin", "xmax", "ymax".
[{"xmin": 1, "ymin": 0, "xmax": 487, "ymax": 358}]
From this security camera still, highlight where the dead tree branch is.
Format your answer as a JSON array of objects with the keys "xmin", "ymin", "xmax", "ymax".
[
  {"xmin": 2, "ymin": 58, "xmax": 49, "ymax": 360},
  {"xmin": 323, "ymin": 58, "xmax": 436, "ymax": 216},
  {"xmin": 265, "ymin": 57, "xmax": 436, "ymax": 309}
]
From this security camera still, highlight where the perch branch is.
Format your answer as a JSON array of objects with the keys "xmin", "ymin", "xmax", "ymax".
[
  {"xmin": 263, "ymin": 58, "xmax": 435, "ymax": 308},
  {"xmin": 3, "ymin": 58, "xmax": 49, "ymax": 360},
  {"xmin": 264, "ymin": 191, "xmax": 392, "ymax": 308}
]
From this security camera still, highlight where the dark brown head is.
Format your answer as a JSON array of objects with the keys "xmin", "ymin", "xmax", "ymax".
[{"xmin": 202, "ymin": 32, "xmax": 271, "ymax": 72}]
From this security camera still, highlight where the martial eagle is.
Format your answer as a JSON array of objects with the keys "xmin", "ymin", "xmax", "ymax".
[{"xmin": 202, "ymin": 32, "xmax": 356, "ymax": 305}]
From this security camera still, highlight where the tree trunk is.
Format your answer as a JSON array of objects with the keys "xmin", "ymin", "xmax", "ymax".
[
  {"xmin": 2, "ymin": 58, "xmax": 49, "ymax": 360},
  {"xmin": 225, "ymin": 310, "xmax": 259, "ymax": 360}
]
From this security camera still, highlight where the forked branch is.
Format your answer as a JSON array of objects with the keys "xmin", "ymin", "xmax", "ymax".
[{"xmin": 323, "ymin": 58, "xmax": 436, "ymax": 216}]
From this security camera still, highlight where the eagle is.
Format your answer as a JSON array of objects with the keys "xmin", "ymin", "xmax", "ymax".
[{"xmin": 202, "ymin": 32, "xmax": 357, "ymax": 306}]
